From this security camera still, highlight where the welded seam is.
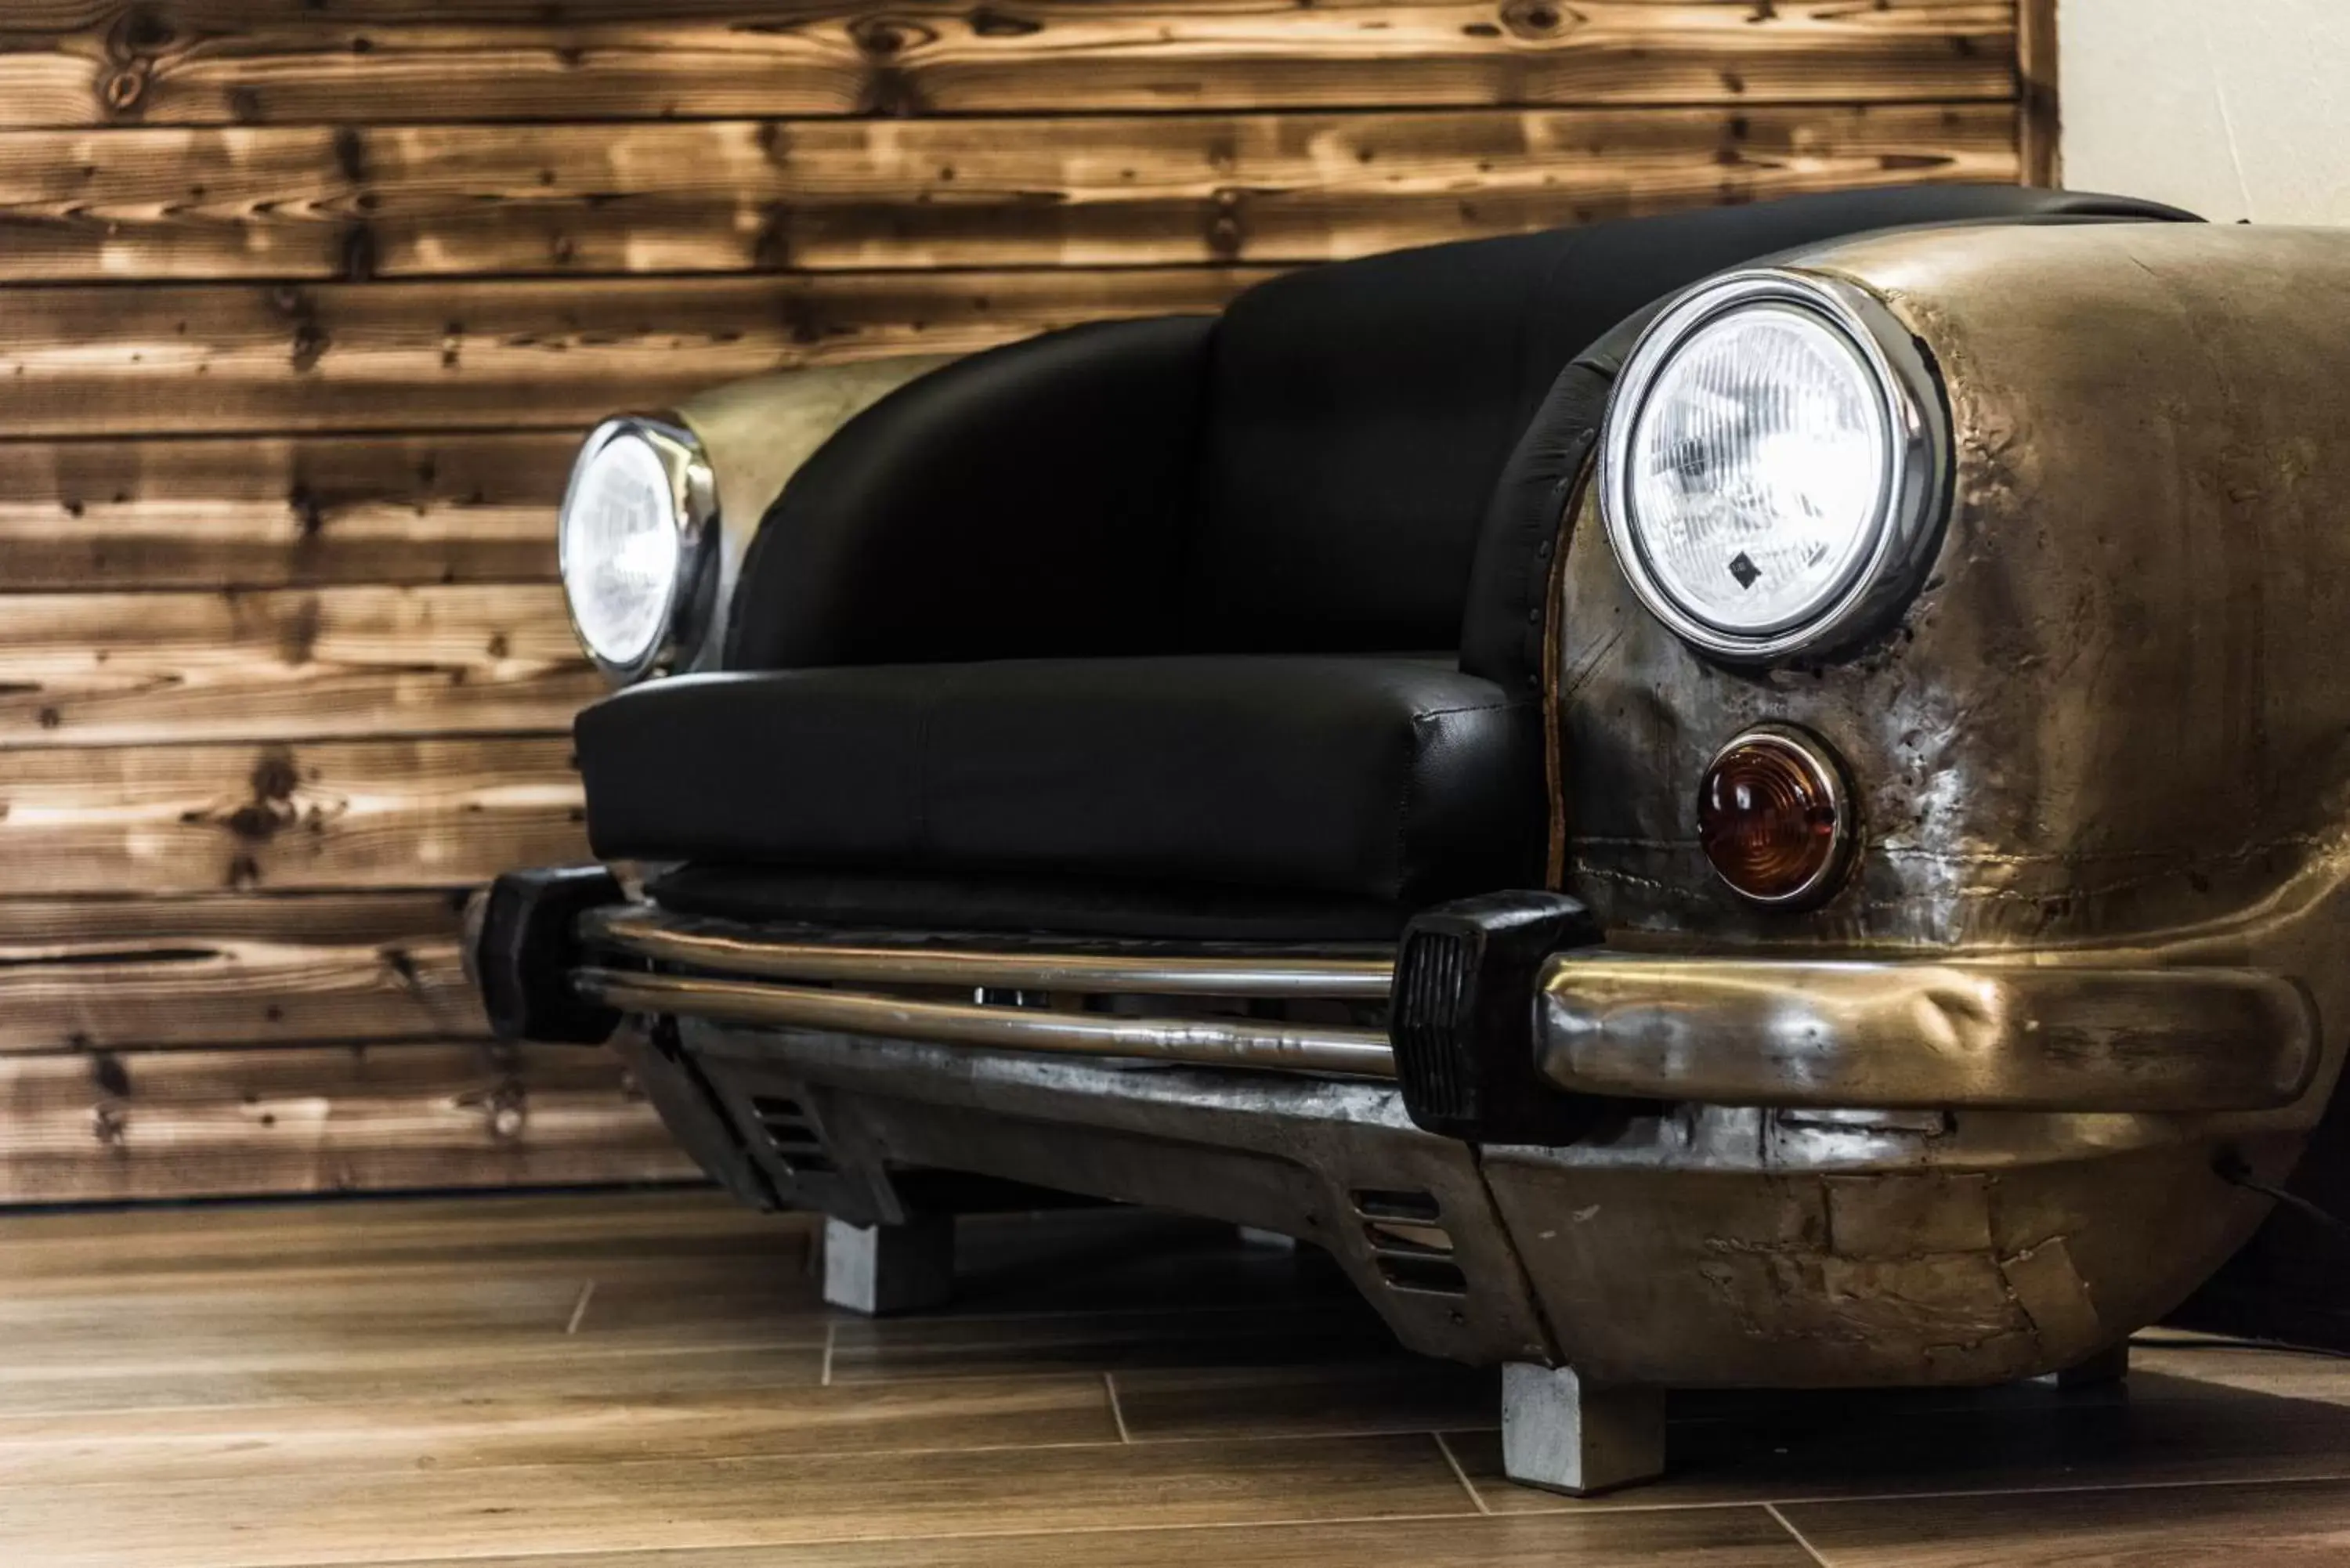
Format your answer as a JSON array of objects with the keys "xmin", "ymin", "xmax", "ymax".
[{"xmin": 1463, "ymin": 1142, "xmax": 1571, "ymax": 1368}]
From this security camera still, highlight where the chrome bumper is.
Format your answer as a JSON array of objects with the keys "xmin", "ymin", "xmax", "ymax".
[
  {"xmin": 574, "ymin": 905, "xmax": 2317, "ymax": 1116},
  {"xmin": 576, "ymin": 967, "xmax": 1396, "ymax": 1078},
  {"xmin": 576, "ymin": 905, "xmax": 1396, "ymax": 1079},
  {"xmin": 1535, "ymin": 954, "xmax": 2319, "ymax": 1114},
  {"xmin": 526, "ymin": 897, "xmax": 2318, "ymax": 1386}
]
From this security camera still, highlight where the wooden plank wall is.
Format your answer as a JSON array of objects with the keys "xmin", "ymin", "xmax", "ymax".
[{"xmin": 0, "ymin": 1, "xmax": 2026, "ymax": 1204}]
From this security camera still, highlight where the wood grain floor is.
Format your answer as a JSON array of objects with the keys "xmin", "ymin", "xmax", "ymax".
[{"xmin": 0, "ymin": 1191, "xmax": 2343, "ymax": 1566}]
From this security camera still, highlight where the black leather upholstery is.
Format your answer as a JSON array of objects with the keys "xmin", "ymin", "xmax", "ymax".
[
  {"xmin": 581, "ymin": 186, "xmax": 2199, "ymax": 934},
  {"xmin": 726, "ymin": 316, "xmax": 1215, "ymax": 670},
  {"xmin": 583, "ymin": 656, "xmax": 1542, "ymax": 907}
]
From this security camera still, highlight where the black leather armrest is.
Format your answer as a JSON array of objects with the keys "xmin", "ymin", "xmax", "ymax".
[
  {"xmin": 1459, "ymin": 304, "xmax": 1660, "ymax": 692},
  {"xmin": 725, "ymin": 314, "xmax": 1216, "ymax": 670}
]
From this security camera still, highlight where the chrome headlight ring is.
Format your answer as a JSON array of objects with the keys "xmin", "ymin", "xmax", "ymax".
[
  {"xmin": 558, "ymin": 414, "xmax": 721, "ymax": 685},
  {"xmin": 1598, "ymin": 268, "xmax": 1951, "ymax": 664}
]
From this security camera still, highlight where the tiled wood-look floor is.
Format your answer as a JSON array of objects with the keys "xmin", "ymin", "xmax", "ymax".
[{"xmin": 1, "ymin": 1192, "xmax": 2345, "ymax": 1566}]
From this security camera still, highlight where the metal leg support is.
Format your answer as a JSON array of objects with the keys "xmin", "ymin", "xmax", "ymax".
[
  {"xmin": 2034, "ymin": 1341, "xmax": 2131, "ymax": 1391},
  {"xmin": 1500, "ymin": 1363, "xmax": 1668, "ymax": 1497},
  {"xmin": 822, "ymin": 1214, "xmax": 956, "ymax": 1316}
]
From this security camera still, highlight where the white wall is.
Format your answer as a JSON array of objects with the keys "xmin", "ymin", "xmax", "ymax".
[{"xmin": 2062, "ymin": 0, "xmax": 2350, "ymax": 223}]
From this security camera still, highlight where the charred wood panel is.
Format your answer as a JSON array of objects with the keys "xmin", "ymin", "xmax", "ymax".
[
  {"xmin": 0, "ymin": 105, "xmax": 2019, "ymax": 281},
  {"xmin": 0, "ymin": 1042, "xmax": 692, "ymax": 1203},
  {"xmin": 0, "ymin": 3, "xmax": 2014, "ymax": 128},
  {"xmin": 0, "ymin": 1, "xmax": 2026, "ymax": 1200}
]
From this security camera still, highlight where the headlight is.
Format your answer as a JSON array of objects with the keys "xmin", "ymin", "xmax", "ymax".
[
  {"xmin": 1599, "ymin": 269, "xmax": 1948, "ymax": 663},
  {"xmin": 559, "ymin": 415, "xmax": 718, "ymax": 684}
]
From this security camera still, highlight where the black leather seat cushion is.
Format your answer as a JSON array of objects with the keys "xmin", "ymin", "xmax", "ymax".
[{"xmin": 579, "ymin": 656, "xmax": 1542, "ymax": 907}]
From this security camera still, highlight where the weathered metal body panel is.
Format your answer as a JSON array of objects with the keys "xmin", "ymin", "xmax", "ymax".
[
  {"xmin": 1560, "ymin": 223, "xmax": 2350, "ymax": 966},
  {"xmin": 1549, "ymin": 224, "xmax": 2350, "ymax": 1378}
]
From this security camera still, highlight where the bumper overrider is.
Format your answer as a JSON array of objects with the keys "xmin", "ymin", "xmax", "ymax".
[{"xmin": 471, "ymin": 870, "xmax": 2317, "ymax": 1397}]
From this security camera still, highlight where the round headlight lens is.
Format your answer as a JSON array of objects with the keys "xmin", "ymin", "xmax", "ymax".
[
  {"xmin": 562, "ymin": 429, "xmax": 679, "ymax": 670},
  {"xmin": 1625, "ymin": 305, "xmax": 1888, "ymax": 636},
  {"xmin": 1600, "ymin": 269, "xmax": 1947, "ymax": 663},
  {"xmin": 559, "ymin": 417, "xmax": 716, "ymax": 682}
]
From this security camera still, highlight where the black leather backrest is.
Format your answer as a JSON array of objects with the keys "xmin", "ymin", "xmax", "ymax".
[
  {"xmin": 1184, "ymin": 184, "xmax": 2200, "ymax": 659},
  {"xmin": 1184, "ymin": 227, "xmax": 1589, "ymax": 654},
  {"xmin": 728, "ymin": 314, "xmax": 1214, "ymax": 670}
]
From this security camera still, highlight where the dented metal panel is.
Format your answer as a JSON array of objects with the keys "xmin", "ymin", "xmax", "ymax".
[{"xmin": 1534, "ymin": 952, "xmax": 2317, "ymax": 1111}]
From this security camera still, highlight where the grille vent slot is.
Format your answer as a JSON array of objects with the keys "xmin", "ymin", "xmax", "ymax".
[
  {"xmin": 750, "ymin": 1094, "xmax": 836, "ymax": 1176},
  {"xmin": 1391, "ymin": 930, "xmax": 1474, "ymax": 1123},
  {"xmin": 1350, "ymin": 1187, "xmax": 1466, "ymax": 1296}
]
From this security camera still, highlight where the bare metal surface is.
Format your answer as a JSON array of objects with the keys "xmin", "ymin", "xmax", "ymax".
[
  {"xmin": 685, "ymin": 1021, "xmax": 1556, "ymax": 1368},
  {"xmin": 1536, "ymin": 953, "xmax": 2317, "ymax": 1111},
  {"xmin": 575, "ymin": 967, "xmax": 1397, "ymax": 1078},
  {"xmin": 580, "ymin": 904, "xmax": 1396, "ymax": 998},
  {"xmin": 1557, "ymin": 226, "xmax": 2350, "ymax": 1053},
  {"xmin": 1479, "ymin": 1126, "xmax": 2276, "ymax": 1386},
  {"xmin": 670, "ymin": 1018, "xmax": 2281, "ymax": 1385},
  {"xmin": 1552, "ymin": 228, "xmax": 2350, "ymax": 1356},
  {"xmin": 671, "ymin": 355, "xmax": 953, "ymax": 674}
]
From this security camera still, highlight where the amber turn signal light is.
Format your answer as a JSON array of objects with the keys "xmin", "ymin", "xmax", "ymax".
[{"xmin": 1697, "ymin": 725, "xmax": 1854, "ymax": 907}]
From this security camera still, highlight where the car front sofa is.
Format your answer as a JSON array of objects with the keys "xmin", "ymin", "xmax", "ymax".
[
  {"xmin": 577, "ymin": 183, "xmax": 2188, "ymax": 940},
  {"xmin": 474, "ymin": 182, "xmax": 2311, "ymax": 1500}
]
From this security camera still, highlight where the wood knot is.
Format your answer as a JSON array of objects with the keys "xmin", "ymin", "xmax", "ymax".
[
  {"xmin": 270, "ymin": 287, "xmax": 332, "ymax": 373},
  {"xmin": 276, "ymin": 594, "xmax": 323, "ymax": 667},
  {"xmin": 855, "ymin": 66, "xmax": 930, "ymax": 117},
  {"xmin": 378, "ymin": 945, "xmax": 425, "ymax": 994},
  {"xmin": 331, "ymin": 126, "xmax": 367, "ymax": 183},
  {"xmin": 1205, "ymin": 188, "xmax": 1247, "ymax": 260},
  {"xmin": 90, "ymin": 1050, "xmax": 132, "ymax": 1099},
  {"xmin": 968, "ymin": 6, "xmax": 1041, "ymax": 37},
  {"xmin": 291, "ymin": 319, "xmax": 331, "ymax": 373},
  {"xmin": 752, "ymin": 201, "xmax": 794, "ymax": 270},
  {"xmin": 487, "ymin": 1080, "xmax": 528, "ymax": 1141},
  {"xmin": 848, "ymin": 13, "xmax": 938, "ymax": 56},
  {"xmin": 99, "ymin": 5, "xmax": 174, "ymax": 117},
  {"xmin": 108, "ymin": 5, "xmax": 176, "ymax": 56},
  {"xmin": 341, "ymin": 223, "xmax": 378, "ymax": 283},
  {"xmin": 1499, "ymin": 0, "xmax": 1577, "ymax": 39},
  {"xmin": 289, "ymin": 485, "xmax": 327, "ymax": 541},
  {"xmin": 100, "ymin": 63, "xmax": 150, "ymax": 114},
  {"xmin": 215, "ymin": 745, "xmax": 303, "ymax": 845}
]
